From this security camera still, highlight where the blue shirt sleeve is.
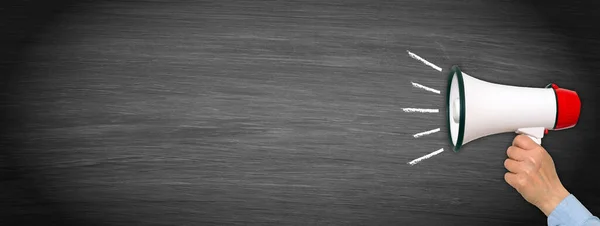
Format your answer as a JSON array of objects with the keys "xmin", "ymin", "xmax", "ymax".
[{"xmin": 548, "ymin": 194, "xmax": 600, "ymax": 226}]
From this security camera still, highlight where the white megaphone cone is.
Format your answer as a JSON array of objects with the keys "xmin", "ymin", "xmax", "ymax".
[{"xmin": 447, "ymin": 65, "xmax": 581, "ymax": 152}]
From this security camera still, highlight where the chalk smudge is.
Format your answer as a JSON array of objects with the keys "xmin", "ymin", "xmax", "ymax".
[{"xmin": 435, "ymin": 41, "xmax": 450, "ymax": 60}]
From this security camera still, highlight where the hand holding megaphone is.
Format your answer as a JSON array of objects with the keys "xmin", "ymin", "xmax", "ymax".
[
  {"xmin": 504, "ymin": 134, "xmax": 570, "ymax": 216},
  {"xmin": 446, "ymin": 66, "xmax": 581, "ymax": 151}
]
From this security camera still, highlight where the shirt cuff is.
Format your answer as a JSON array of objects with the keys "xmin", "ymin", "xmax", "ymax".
[{"xmin": 548, "ymin": 194, "xmax": 595, "ymax": 226}]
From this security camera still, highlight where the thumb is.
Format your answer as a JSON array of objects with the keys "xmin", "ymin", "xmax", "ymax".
[{"xmin": 513, "ymin": 134, "xmax": 540, "ymax": 150}]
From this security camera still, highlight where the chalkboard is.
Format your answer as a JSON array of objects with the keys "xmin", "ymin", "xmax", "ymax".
[{"xmin": 1, "ymin": 0, "xmax": 599, "ymax": 225}]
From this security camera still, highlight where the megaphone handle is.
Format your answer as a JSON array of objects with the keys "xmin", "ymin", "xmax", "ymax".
[
  {"xmin": 516, "ymin": 127, "xmax": 545, "ymax": 145},
  {"xmin": 524, "ymin": 135, "xmax": 542, "ymax": 145}
]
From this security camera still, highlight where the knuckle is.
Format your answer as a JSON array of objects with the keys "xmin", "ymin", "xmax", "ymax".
[
  {"xmin": 522, "ymin": 166, "xmax": 533, "ymax": 175},
  {"xmin": 527, "ymin": 156, "xmax": 541, "ymax": 167},
  {"xmin": 517, "ymin": 177, "xmax": 528, "ymax": 187}
]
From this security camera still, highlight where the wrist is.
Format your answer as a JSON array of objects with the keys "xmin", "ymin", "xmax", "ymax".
[{"xmin": 538, "ymin": 186, "xmax": 570, "ymax": 216}]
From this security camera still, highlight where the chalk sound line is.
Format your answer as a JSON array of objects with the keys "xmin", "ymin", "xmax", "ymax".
[
  {"xmin": 407, "ymin": 50, "xmax": 442, "ymax": 72},
  {"xmin": 411, "ymin": 82, "xmax": 441, "ymax": 94},
  {"xmin": 408, "ymin": 148, "xmax": 445, "ymax": 165},
  {"xmin": 413, "ymin": 128, "xmax": 441, "ymax": 138},
  {"xmin": 402, "ymin": 108, "xmax": 439, "ymax": 113}
]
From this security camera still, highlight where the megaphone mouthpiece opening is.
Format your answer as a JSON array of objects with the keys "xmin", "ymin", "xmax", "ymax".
[{"xmin": 452, "ymin": 98, "xmax": 461, "ymax": 123}]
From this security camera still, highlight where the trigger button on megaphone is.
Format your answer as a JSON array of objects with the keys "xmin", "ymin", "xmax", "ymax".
[{"xmin": 544, "ymin": 129, "xmax": 549, "ymax": 134}]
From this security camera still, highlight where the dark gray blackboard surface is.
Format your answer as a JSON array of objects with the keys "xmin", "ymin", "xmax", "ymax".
[{"xmin": 2, "ymin": 0, "xmax": 600, "ymax": 225}]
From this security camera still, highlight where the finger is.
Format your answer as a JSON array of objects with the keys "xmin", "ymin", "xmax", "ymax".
[
  {"xmin": 504, "ymin": 158, "xmax": 523, "ymax": 173},
  {"xmin": 513, "ymin": 134, "xmax": 540, "ymax": 150},
  {"xmin": 504, "ymin": 172, "xmax": 519, "ymax": 189},
  {"xmin": 506, "ymin": 146, "xmax": 526, "ymax": 161}
]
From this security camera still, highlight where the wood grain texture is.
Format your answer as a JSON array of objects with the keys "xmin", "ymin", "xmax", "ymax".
[{"xmin": 2, "ymin": 0, "xmax": 600, "ymax": 225}]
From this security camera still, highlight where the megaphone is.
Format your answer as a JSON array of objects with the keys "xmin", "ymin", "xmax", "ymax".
[{"xmin": 447, "ymin": 65, "xmax": 581, "ymax": 152}]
